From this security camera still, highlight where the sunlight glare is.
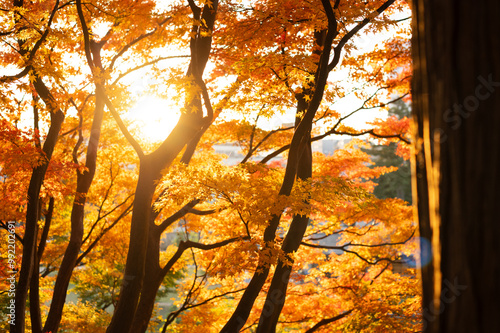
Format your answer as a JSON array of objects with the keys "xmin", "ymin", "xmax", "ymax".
[{"xmin": 126, "ymin": 95, "xmax": 181, "ymax": 143}]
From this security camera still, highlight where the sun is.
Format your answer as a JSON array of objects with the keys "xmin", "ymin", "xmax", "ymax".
[{"xmin": 126, "ymin": 95, "xmax": 181, "ymax": 143}]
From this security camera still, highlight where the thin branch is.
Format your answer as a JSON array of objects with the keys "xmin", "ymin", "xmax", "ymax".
[
  {"xmin": 0, "ymin": 221, "xmax": 24, "ymax": 244},
  {"xmin": 330, "ymin": 86, "xmax": 410, "ymax": 138},
  {"xmin": 259, "ymin": 92, "xmax": 410, "ymax": 163},
  {"xmin": 0, "ymin": 0, "xmax": 60, "ymax": 83},
  {"xmin": 187, "ymin": 288, "xmax": 245, "ymax": 312},
  {"xmin": 328, "ymin": 128, "xmax": 410, "ymax": 144},
  {"xmin": 344, "ymin": 249, "xmax": 397, "ymax": 265},
  {"xmin": 26, "ymin": 0, "xmax": 60, "ymax": 61},
  {"xmin": 37, "ymin": 197, "xmax": 54, "ymax": 260},
  {"xmin": 72, "ymin": 107, "xmax": 84, "ymax": 164},
  {"xmin": 156, "ymin": 199, "xmax": 200, "ymax": 233},
  {"xmin": 96, "ymin": 84, "xmax": 145, "ymax": 158},
  {"xmin": 245, "ymin": 110, "xmax": 262, "ymax": 161},
  {"xmin": 371, "ymin": 263, "xmax": 390, "ymax": 285},
  {"xmin": 344, "ymin": 229, "xmax": 415, "ymax": 248},
  {"xmin": 110, "ymin": 55, "xmax": 190, "ymax": 86},
  {"xmin": 108, "ymin": 16, "xmax": 172, "ymax": 71},
  {"xmin": 302, "ymin": 229, "xmax": 414, "ymax": 251},
  {"xmin": 301, "ymin": 229, "xmax": 415, "ymax": 265},
  {"xmin": 306, "ymin": 224, "xmax": 376, "ymax": 240},
  {"xmin": 81, "ymin": 193, "xmax": 134, "ymax": 246},
  {"xmin": 328, "ymin": 0, "xmax": 397, "ymax": 71},
  {"xmin": 305, "ymin": 309, "xmax": 354, "ymax": 333},
  {"xmin": 376, "ymin": 16, "xmax": 411, "ymax": 24},
  {"xmin": 95, "ymin": 161, "xmax": 117, "ymax": 218},
  {"xmin": 76, "ymin": 201, "xmax": 133, "ymax": 266},
  {"xmin": 241, "ymin": 123, "xmax": 295, "ymax": 163},
  {"xmin": 160, "ymin": 236, "xmax": 248, "ymax": 277},
  {"xmin": 77, "ymin": 0, "xmax": 144, "ymax": 158}
]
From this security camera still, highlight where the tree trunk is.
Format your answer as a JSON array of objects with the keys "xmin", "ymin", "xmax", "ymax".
[
  {"xmin": 220, "ymin": 132, "xmax": 309, "ymax": 332},
  {"xmin": 106, "ymin": 114, "xmax": 208, "ymax": 333},
  {"xmin": 29, "ymin": 197, "xmax": 53, "ymax": 333},
  {"xmin": 221, "ymin": 15, "xmax": 335, "ymax": 330},
  {"xmin": 29, "ymin": 237, "xmax": 42, "ymax": 333},
  {"xmin": 129, "ymin": 228, "xmax": 162, "ymax": 333},
  {"xmin": 256, "ymin": 137, "xmax": 312, "ymax": 333},
  {"xmin": 106, "ymin": 2, "xmax": 219, "ymax": 331},
  {"xmin": 12, "ymin": 77, "xmax": 64, "ymax": 333},
  {"xmin": 43, "ymin": 96, "xmax": 105, "ymax": 333},
  {"xmin": 106, "ymin": 158, "xmax": 158, "ymax": 333},
  {"xmin": 411, "ymin": 0, "xmax": 500, "ymax": 332},
  {"xmin": 130, "ymin": 271, "xmax": 163, "ymax": 333}
]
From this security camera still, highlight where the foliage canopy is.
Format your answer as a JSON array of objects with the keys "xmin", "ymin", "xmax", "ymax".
[{"xmin": 0, "ymin": 0, "xmax": 418, "ymax": 332}]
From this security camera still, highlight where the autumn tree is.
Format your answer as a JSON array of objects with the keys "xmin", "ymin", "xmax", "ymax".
[
  {"xmin": 411, "ymin": 0, "xmax": 500, "ymax": 332},
  {"xmin": 1, "ymin": 0, "xmax": 420, "ymax": 332}
]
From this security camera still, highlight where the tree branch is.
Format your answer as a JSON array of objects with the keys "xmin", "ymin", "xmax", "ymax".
[
  {"xmin": 304, "ymin": 309, "xmax": 354, "ymax": 333},
  {"xmin": 108, "ymin": 16, "xmax": 172, "ymax": 71},
  {"xmin": 76, "ymin": 201, "xmax": 133, "ymax": 266},
  {"xmin": 77, "ymin": 0, "xmax": 145, "ymax": 158},
  {"xmin": 259, "ymin": 92, "xmax": 410, "ymax": 163},
  {"xmin": 302, "ymin": 229, "xmax": 414, "ymax": 251},
  {"xmin": 96, "ymin": 85, "xmax": 145, "ymax": 158},
  {"xmin": 110, "ymin": 55, "xmax": 190, "ymax": 86},
  {"xmin": 328, "ymin": 0, "xmax": 397, "ymax": 71},
  {"xmin": 156, "ymin": 199, "xmax": 200, "ymax": 233},
  {"xmin": 160, "ymin": 237, "xmax": 248, "ymax": 277},
  {"xmin": 0, "ymin": 0, "xmax": 60, "ymax": 83}
]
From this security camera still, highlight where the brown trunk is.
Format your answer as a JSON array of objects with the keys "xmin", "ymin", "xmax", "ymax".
[
  {"xmin": 106, "ymin": 158, "xmax": 158, "ymax": 333},
  {"xmin": 129, "ymin": 226, "xmax": 162, "ymax": 333},
  {"xmin": 130, "ymin": 271, "xmax": 164, "ymax": 333},
  {"xmin": 256, "ymin": 136, "xmax": 312, "ymax": 333},
  {"xmin": 106, "ymin": 114, "xmax": 207, "ymax": 333},
  {"xmin": 29, "ymin": 240, "xmax": 42, "ymax": 333},
  {"xmin": 29, "ymin": 197, "xmax": 54, "ymax": 333},
  {"xmin": 221, "ymin": 133, "xmax": 309, "ymax": 332},
  {"xmin": 221, "ymin": 267, "xmax": 271, "ymax": 332},
  {"xmin": 411, "ymin": 0, "xmax": 500, "ymax": 332},
  {"xmin": 106, "ymin": 2, "xmax": 219, "ymax": 331},
  {"xmin": 43, "ymin": 96, "xmax": 105, "ymax": 333},
  {"xmin": 12, "ymin": 77, "xmax": 64, "ymax": 333},
  {"xmin": 129, "ymin": 109, "xmax": 218, "ymax": 332},
  {"xmin": 222, "ymin": 95, "xmax": 318, "ymax": 333},
  {"xmin": 222, "ymin": 9, "xmax": 337, "ymax": 329}
]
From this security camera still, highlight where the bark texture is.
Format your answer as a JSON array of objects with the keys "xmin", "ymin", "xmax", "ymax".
[{"xmin": 411, "ymin": 1, "xmax": 500, "ymax": 332}]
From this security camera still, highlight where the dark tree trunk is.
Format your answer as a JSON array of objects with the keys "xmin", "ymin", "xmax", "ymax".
[
  {"xmin": 106, "ymin": 2, "xmax": 219, "ymax": 332},
  {"xmin": 222, "ymin": 6, "xmax": 337, "ymax": 329},
  {"xmin": 411, "ymin": 0, "xmax": 500, "ymax": 332},
  {"xmin": 29, "ymin": 235, "xmax": 42, "ymax": 333},
  {"xmin": 43, "ymin": 96, "xmax": 105, "ymax": 333},
  {"xmin": 106, "ymin": 159, "xmax": 159, "ymax": 333},
  {"xmin": 221, "ymin": 115, "xmax": 312, "ymax": 333},
  {"xmin": 129, "ymin": 227, "xmax": 162, "ymax": 333},
  {"xmin": 12, "ymin": 77, "xmax": 64, "ymax": 333},
  {"xmin": 256, "ymin": 137, "xmax": 312, "ymax": 333},
  {"xmin": 106, "ymin": 111, "xmax": 212, "ymax": 333},
  {"xmin": 29, "ymin": 197, "xmax": 54, "ymax": 333}
]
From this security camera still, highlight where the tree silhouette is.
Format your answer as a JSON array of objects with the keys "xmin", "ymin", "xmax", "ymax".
[{"xmin": 412, "ymin": 0, "xmax": 500, "ymax": 332}]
